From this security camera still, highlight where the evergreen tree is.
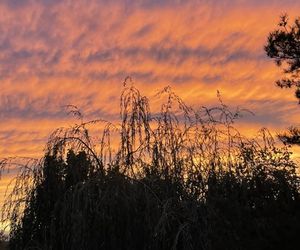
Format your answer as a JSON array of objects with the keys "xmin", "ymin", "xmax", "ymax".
[{"xmin": 265, "ymin": 15, "xmax": 300, "ymax": 145}]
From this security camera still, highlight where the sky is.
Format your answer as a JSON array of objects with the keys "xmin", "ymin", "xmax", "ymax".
[{"xmin": 0, "ymin": 0, "xmax": 300, "ymax": 219}]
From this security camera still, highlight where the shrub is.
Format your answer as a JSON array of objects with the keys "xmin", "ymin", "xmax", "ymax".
[{"xmin": 1, "ymin": 83, "xmax": 299, "ymax": 250}]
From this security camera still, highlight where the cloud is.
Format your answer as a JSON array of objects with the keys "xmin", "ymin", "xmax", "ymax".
[
  {"xmin": 1, "ymin": 0, "xmax": 300, "ymax": 214},
  {"xmin": 0, "ymin": 0, "xmax": 298, "ymax": 159}
]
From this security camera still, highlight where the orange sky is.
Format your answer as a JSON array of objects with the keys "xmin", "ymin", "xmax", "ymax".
[{"xmin": 0, "ymin": 0, "xmax": 300, "ymax": 222}]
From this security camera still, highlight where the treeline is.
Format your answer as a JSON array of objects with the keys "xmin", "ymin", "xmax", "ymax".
[
  {"xmin": 1, "ymin": 83, "xmax": 299, "ymax": 250},
  {"xmin": 1, "ymin": 15, "xmax": 300, "ymax": 250}
]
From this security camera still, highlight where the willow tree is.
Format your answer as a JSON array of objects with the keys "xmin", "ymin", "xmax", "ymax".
[{"xmin": 1, "ymin": 82, "xmax": 300, "ymax": 250}]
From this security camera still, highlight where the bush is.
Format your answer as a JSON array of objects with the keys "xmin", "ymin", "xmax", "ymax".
[{"xmin": 1, "ymin": 84, "xmax": 300, "ymax": 250}]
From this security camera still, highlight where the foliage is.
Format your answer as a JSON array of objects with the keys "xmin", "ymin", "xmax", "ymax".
[
  {"xmin": 265, "ymin": 14, "xmax": 300, "ymax": 100},
  {"xmin": 265, "ymin": 14, "xmax": 300, "ymax": 146},
  {"xmin": 1, "ymin": 83, "xmax": 300, "ymax": 250}
]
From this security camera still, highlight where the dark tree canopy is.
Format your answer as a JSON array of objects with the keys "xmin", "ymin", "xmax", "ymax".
[
  {"xmin": 1, "ymin": 84, "xmax": 300, "ymax": 250},
  {"xmin": 265, "ymin": 15, "xmax": 300, "ymax": 146},
  {"xmin": 265, "ymin": 15, "xmax": 300, "ymax": 100}
]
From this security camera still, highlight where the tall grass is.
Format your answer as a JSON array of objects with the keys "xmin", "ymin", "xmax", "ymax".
[{"xmin": 1, "ymin": 82, "xmax": 300, "ymax": 250}]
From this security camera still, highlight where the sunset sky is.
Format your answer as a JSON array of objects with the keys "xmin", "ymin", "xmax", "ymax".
[{"xmin": 0, "ymin": 0, "xmax": 300, "ymax": 213}]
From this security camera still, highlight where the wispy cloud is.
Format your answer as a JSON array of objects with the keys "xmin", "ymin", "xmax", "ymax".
[{"xmin": 0, "ymin": 0, "xmax": 299, "ymax": 158}]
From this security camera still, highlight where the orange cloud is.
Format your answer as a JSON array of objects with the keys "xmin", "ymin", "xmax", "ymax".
[{"xmin": 0, "ymin": 0, "xmax": 300, "ymax": 217}]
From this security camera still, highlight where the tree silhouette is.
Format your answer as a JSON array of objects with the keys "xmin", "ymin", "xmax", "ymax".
[
  {"xmin": 265, "ymin": 15, "xmax": 300, "ymax": 145},
  {"xmin": 265, "ymin": 14, "xmax": 300, "ymax": 100},
  {"xmin": 1, "ymin": 84, "xmax": 300, "ymax": 250},
  {"xmin": 8, "ymin": 151, "xmax": 92, "ymax": 250}
]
